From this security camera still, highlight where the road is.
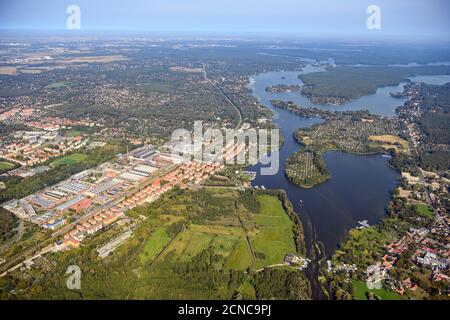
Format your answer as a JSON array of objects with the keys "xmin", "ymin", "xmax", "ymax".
[
  {"xmin": 203, "ymin": 64, "xmax": 243, "ymax": 129},
  {"xmin": 97, "ymin": 229, "xmax": 133, "ymax": 258},
  {"xmin": 0, "ymin": 163, "xmax": 180, "ymax": 276}
]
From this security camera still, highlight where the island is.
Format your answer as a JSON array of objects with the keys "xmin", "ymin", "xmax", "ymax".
[
  {"xmin": 265, "ymin": 84, "xmax": 302, "ymax": 94},
  {"xmin": 271, "ymin": 101, "xmax": 409, "ymax": 188},
  {"xmin": 298, "ymin": 65, "xmax": 450, "ymax": 104}
]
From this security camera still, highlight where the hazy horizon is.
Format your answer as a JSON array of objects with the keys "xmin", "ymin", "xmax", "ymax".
[{"xmin": 0, "ymin": 0, "xmax": 449, "ymax": 41}]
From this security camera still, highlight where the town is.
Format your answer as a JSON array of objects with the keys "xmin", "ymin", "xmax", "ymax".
[{"xmin": 0, "ymin": 141, "xmax": 229, "ymax": 274}]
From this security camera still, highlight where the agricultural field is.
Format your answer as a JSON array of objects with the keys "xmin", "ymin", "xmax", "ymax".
[
  {"xmin": 153, "ymin": 222, "xmax": 248, "ymax": 270},
  {"xmin": 139, "ymin": 226, "xmax": 172, "ymax": 264},
  {"xmin": 224, "ymin": 238, "xmax": 253, "ymax": 270},
  {"xmin": 60, "ymin": 55, "xmax": 128, "ymax": 64},
  {"xmin": 368, "ymin": 135, "xmax": 409, "ymax": 154},
  {"xmin": 0, "ymin": 66, "xmax": 17, "ymax": 75},
  {"xmin": 134, "ymin": 190, "xmax": 303, "ymax": 298},
  {"xmin": 52, "ymin": 153, "xmax": 88, "ymax": 166},
  {"xmin": 4, "ymin": 188, "xmax": 309, "ymax": 300},
  {"xmin": 249, "ymin": 195, "xmax": 298, "ymax": 270}
]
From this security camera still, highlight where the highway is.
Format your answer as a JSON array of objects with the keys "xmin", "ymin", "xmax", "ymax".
[{"xmin": 203, "ymin": 64, "xmax": 243, "ymax": 129}]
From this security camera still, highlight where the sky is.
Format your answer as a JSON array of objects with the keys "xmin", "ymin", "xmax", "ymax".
[{"xmin": 0, "ymin": 0, "xmax": 449, "ymax": 40}]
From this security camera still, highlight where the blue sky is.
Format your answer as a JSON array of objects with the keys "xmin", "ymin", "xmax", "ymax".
[{"xmin": 0, "ymin": 0, "xmax": 449, "ymax": 39}]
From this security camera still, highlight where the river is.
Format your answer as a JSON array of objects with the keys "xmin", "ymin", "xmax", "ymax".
[{"xmin": 246, "ymin": 66, "xmax": 450, "ymax": 299}]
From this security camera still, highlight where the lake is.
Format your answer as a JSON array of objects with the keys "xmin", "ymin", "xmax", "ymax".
[
  {"xmin": 247, "ymin": 68, "xmax": 409, "ymax": 258},
  {"xmin": 246, "ymin": 65, "xmax": 449, "ymax": 299}
]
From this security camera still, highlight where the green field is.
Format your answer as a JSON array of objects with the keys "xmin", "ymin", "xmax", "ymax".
[
  {"xmin": 225, "ymin": 238, "xmax": 253, "ymax": 270},
  {"xmin": 353, "ymin": 280, "xmax": 402, "ymax": 300},
  {"xmin": 160, "ymin": 224, "xmax": 249, "ymax": 270},
  {"xmin": 179, "ymin": 231, "xmax": 214, "ymax": 262},
  {"xmin": 415, "ymin": 204, "xmax": 434, "ymax": 219},
  {"xmin": 9, "ymin": 189, "xmax": 310, "ymax": 300},
  {"xmin": 250, "ymin": 195, "xmax": 297, "ymax": 269},
  {"xmin": 154, "ymin": 194, "xmax": 297, "ymax": 271},
  {"xmin": 52, "ymin": 153, "xmax": 88, "ymax": 166},
  {"xmin": 65, "ymin": 130, "xmax": 82, "ymax": 137},
  {"xmin": 0, "ymin": 161, "xmax": 14, "ymax": 171},
  {"xmin": 140, "ymin": 227, "xmax": 172, "ymax": 264},
  {"xmin": 136, "ymin": 191, "xmax": 299, "ymax": 273}
]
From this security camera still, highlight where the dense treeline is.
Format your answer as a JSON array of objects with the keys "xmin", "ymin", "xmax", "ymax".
[
  {"xmin": 416, "ymin": 151, "xmax": 450, "ymax": 172},
  {"xmin": 253, "ymin": 268, "xmax": 311, "ymax": 300},
  {"xmin": 420, "ymin": 111, "xmax": 450, "ymax": 146},
  {"xmin": 0, "ymin": 208, "xmax": 18, "ymax": 244},
  {"xmin": 0, "ymin": 123, "xmax": 30, "ymax": 135}
]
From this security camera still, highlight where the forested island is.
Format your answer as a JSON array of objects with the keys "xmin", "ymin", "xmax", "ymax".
[
  {"xmin": 265, "ymin": 84, "xmax": 302, "ymax": 94},
  {"xmin": 298, "ymin": 66, "xmax": 450, "ymax": 104},
  {"xmin": 271, "ymin": 100, "xmax": 408, "ymax": 188}
]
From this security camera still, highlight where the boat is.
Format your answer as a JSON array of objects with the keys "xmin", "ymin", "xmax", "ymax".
[{"xmin": 357, "ymin": 220, "xmax": 370, "ymax": 229}]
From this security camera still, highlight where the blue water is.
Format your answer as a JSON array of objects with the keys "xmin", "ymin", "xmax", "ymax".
[
  {"xmin": 246, "ymin": 67, "xmax": 449, "ymax": 300},
  {"xmin": 248, "ymin": 69, "xmax": 404, "ymax": 257},
  {"xmin": 248, "ymin": 68, "xmax": 450, "ymax": 257}
]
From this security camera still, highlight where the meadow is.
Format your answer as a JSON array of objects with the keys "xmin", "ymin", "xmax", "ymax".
[
  {"xmin": 6, "ymin": 188, "xmax": 310, "ymax": 300},
  {"xmin": 352, "ymin": 280, "xmax": 402, "ymax": 300},
  {"xmin": 414, "ymin": 204, "xmax": 434, "ymax": 220},
  {"xmin": 140, "ymin": 192, "xmax": 298, "ymax": 273},
  {"xmin": 52, "ymin": 153, "xmax": 88, "ymax": 166}
]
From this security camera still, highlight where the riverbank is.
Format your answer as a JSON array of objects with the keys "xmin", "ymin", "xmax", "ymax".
[{"xmin": 279, "ymin": 101, "xmax": 405, "ymax": 189}]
